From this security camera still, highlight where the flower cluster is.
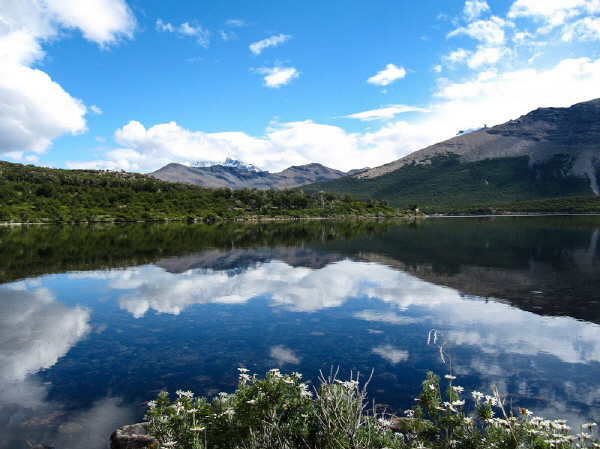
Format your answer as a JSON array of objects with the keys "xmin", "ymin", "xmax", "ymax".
[
  {"xmin": 400, "ymin": 372, "xmax": 600, "ymax": 449},
  {"xmin": 144, "ymin": 368, "xmax": 600, "ymax": 449}
]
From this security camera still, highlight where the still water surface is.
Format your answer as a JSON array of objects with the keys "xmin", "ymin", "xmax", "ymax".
[{"xmin": 1, "ymin": 216, "xmax": 599, "ymax": 448}]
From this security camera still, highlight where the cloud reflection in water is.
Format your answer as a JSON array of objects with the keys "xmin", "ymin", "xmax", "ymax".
[
  {"xmin": 69, "ymin": 257, "xmax": 600, "ymax": 368},
  {"xmin": 0, "ymin": 283, "xmax": 135, "ymax": 449}
]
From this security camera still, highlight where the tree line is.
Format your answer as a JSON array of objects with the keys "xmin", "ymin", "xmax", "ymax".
[{"xmin": 0, "ymin": 161, "xmax": 401, "ymax": 223}]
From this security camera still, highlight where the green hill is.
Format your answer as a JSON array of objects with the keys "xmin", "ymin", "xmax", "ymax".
[
  {"xmin": 0, "ymin": 160, "xmax": 400, "ymax": 223},
  {"xmin": 304, "ymin": 153, "xmax": 599, "ymax": 213}
]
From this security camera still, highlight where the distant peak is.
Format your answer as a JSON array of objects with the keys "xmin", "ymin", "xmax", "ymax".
[{"xmin": 192, "ymin": 158, "xmax": 264, "ymax": 172}]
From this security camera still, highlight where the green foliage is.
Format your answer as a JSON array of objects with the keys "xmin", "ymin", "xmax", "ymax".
[
  {"xmin": 0, "ymin": 160, "xmax": 401, "ymax": 223},
  {"xmin": 304, "ymin": 154, "xmax": 599, "ymax": 214},
  {"xmin": 144, "ymin": 368, "xmax": 600, "ymax": 449},
  {"xmin": 0, "ymin": 219, "xmax": 399, "ymax": 284}
]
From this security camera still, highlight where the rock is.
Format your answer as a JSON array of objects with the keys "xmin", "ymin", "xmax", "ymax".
[{"xmin": 110, "ymin": 423, "xmax": 157, "ymax": 449}]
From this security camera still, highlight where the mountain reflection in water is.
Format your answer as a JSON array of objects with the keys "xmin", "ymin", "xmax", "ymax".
[{"xmin": 0, "ymin": 216, "xmax": 598, "ymax": 449}]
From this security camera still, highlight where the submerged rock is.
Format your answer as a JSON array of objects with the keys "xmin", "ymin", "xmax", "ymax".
[{"xmin": 110, "ymin": 423, "xmax": 157, "ymax": 449}]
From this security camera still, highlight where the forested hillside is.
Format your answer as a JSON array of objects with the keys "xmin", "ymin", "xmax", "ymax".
[
  {"xmin": 0, "ymin": 161, "xmax": 399, "ymax": 223},
  {"xmin": 305, "ymin": 154, "xmax": 600, "ymax": 213}
]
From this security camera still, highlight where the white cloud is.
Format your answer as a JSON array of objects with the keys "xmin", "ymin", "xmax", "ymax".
[
  {"xmin": 0, "ymin": 61, "xmax": 88, "ymax": 156},
  {"xmin": 367, "ymin": 63, "xmax": 407, "ymax": 86},
  {"xmin": 562, "ymin": 16, "xmax": 600, "ymax": 40},
  {"xmin": 464, "ymin": 0, "xmax": 491, "ymax": 22},
  {"xmin": 249, "ymin": 33, "xmax": 291, "ymax": 55},
  {"xmin": 467, "ymin": 46, "xmax": 508, "ymax": 68},
  {"xmin": 507, "ymin": 0, "xmax": 598, "ymax": 28},
  {"xmin": 43, "ymin": 0, "xmax": 136, "ymax": 47},
  {"xmin": 72, "ymin": 56, "xmax": 600, "ymax": 173},
  {"xmin": 156, "ymin": 19, "xmax": 210, "ymax": 47},
  {"xmin": 345, "ymin": 105, "xmax": 429, "ymax": 121},
  {"xmin": 436, "ymin": 56, "xmax": 600, "ymax": 106},
  {"xmin": 0, "ymin": 0, "xmax": 136, "ymax": 157},
  {"xmin": 0, "ymin": 0, "xmax": 135, "ymax": 62},
  {"xmin": 155, "ymin": 18, "xmax": 175, "ymax": 33},
  {"xmin": 253, "ymin": 66, "xmax": 299, "ymax": 88},
  {"xmin": 0, "ymin": 29, "xmax": 45, "ymax": 66},
  {"xmin": 448, "ymin": 16, "xmax": 509, "ymax": 46},
  {"xmin": 445, "ymin": 48, "xmax": 471, "ymax": 64},
  {"xmin": 90, "ymin": 105, "xmax": 103, "ymax": 114}
]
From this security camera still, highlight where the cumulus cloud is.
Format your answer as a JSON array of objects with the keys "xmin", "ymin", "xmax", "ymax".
[
  {"xmin": 156, "ymin": 19, "xmax": 210, "ymax": 47},
  {"xmin": 253, "ymin": 66, "xmax": 299, "ymax": 88},
  {"xmin": 0, "ymin": 0, "xmax": 136, "ymax": 157},
  {"xmin": 464, "ymin": 0, "xmax": 490, "ymax": 22},
  {"xmin": 73, "ymin": 54, "xmax": 600, "ymax": 175},
  {"xmin": 73, "ymin": 54, "xmax": 600, "ymax": 174},
  {"xmin": 367, "ymin": 63, "xmax": 407, "ymax": 86},
  {"xmin": 0, "ymin": 61, "xmax": 88, "ymax": 157},
  {"xmin": 507, "ymin": 0, "xmax": 599, "ymax": 29},
  {"xmin": 44, "ymin": 0, "xmax": 136, "ymax": 46},
  {"xmin": 249, "ymin": 33, "xmax": 291, "ymax": 55},
  {"xmin": 448, "ymin": 16, "xmax": 509, "ymax": 46},
  {"xmin": 90, "ymin": 117, "xmax": 400, "ymax": 172},
  {"xmin": 446, "ymin": 16, "xmax": 512, "ymax": 68},
  {"xmin": 562, "ymin": 16, "xmax": 600, "ymax": 41},
  {"xmin": 432, "ymin": 57, "xmax": 600, "ymax": 127}
]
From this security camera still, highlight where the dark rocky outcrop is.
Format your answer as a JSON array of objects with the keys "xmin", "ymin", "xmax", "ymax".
[{"xmin": 110, "ymin": 423, "xmax": 157, "ymax": 449}]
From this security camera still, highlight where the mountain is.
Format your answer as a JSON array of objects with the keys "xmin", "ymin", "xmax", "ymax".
[
  {"xmin": 304, "ymin": 98, "xmax": 600, "ymax": 212},
  {"xmin": 150, "ymin": 161, "xmax": 361, "ymax": 190},
  {"xmin": 192, "ymin": 157, "xmax": 263, "ymax": 173}
]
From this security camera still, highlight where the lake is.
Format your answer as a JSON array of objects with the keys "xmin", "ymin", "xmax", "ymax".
[{"xmin": 1, "ymin": 216, "xmax": 599, "ymax": 448}]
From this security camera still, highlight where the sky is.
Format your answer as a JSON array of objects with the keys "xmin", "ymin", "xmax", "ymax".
[{"xmin": 1, "ymin": 0, "xmax": 600, "ymax": 174}]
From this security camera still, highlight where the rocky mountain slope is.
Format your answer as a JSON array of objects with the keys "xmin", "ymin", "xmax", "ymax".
[
  {"xmin": 305, "ymin": 98, "xmax": 600, "ymax": 212},
  {"xmin": 150, "ymin": 161, "xmax": 362, "ymax": 190},
  {"xmin": 359, "ymin": 98, "xmax": 600, "ymax": 193}
]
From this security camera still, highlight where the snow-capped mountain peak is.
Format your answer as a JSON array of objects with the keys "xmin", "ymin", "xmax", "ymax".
[{"xmin": 192, "ymin": 158, "xmax": 264, "ymax": 173}]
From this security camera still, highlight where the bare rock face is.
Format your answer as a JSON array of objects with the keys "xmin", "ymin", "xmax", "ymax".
[{"xmin": 110, "ymin": 423, "xmax": 157, "ymax": 449}]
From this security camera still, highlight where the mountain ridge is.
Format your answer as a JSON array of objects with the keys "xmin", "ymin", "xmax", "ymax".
[
  {"xmin": 357, "ymin": 98, "xmax": 600, "ymax": 193},
  {"xmin": 303, "ymin": 98, "xmax": 600, "ymax": 212},
  {"xmin": 150, "ymin": 161, "xmax": 365, "ymax": 190}
]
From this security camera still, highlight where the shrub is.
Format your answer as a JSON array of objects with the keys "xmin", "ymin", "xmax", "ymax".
[{"xmin": 144, "ymin": 368, "xmax": 599, "ymax": 449}]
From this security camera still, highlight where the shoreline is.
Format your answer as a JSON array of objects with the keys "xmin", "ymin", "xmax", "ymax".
[{"xmin": 4, "ymin": 210, "xmax": 600, "ymax": 227}]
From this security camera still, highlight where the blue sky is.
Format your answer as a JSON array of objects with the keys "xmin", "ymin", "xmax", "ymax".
[{"xmin": 1, "ymin": 0, "xmax": 600, "ymax": 173}]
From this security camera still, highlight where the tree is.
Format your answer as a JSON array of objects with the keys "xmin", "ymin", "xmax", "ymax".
[{"xmin": 408, "ymin": 203, "xmax": 419, "ymax": 214}]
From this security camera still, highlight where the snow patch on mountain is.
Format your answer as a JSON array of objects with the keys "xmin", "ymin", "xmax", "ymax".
[{"xmin": 192, "ymin": 158, "xmax": 264, "ymax": 173}]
